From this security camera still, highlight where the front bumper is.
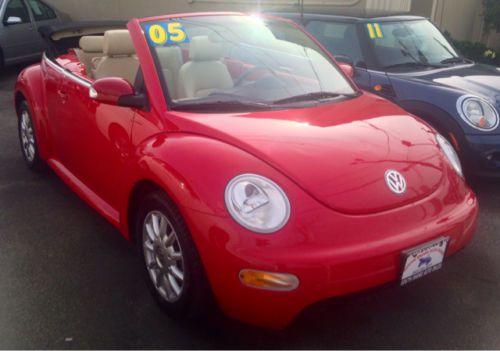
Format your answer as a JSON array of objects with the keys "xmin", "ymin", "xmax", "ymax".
[
  {"xmin": 183, "ymin": 176, "xmax": 478, "ymax": 329},
  {"xmin": 464, "ymin": 134, "xmax": 500, "ymax": 176}
]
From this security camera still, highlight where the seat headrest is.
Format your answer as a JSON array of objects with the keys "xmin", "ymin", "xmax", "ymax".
[
  {"xmin": 157, "ymin": 46, "xmax": 183, "ymax": 67},
  {"xmin": 103, "ymin": 30, "xmax": 135, "ymax": 57},
  {"xmin": 189, "ymin": 36, "xmax": 224, "ymax": 62},
  {"xmin": 80, "ymin": 36, "xmax": 104, "ymax": 53}
]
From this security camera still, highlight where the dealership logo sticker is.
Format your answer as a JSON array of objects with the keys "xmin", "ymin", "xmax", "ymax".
[
  {"xmin": 418, "ymin": 256, "xmax": 432, "ymax": 267},
  {"xmin": 146, "ymin": 22, "xmax": 189, "ymax": 46},
  {"xmin": 385, "ymin": 170, "xmax": 406, "ymax": 195}
]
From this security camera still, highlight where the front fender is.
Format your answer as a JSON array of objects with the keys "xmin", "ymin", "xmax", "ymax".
[
  {"xmin": 397, "ymin": 100, "xmax": 464, "ymax": 138},
  {"xmin": 120, "ymin": 132, "xmax": 300, "ymax": 237},
  {"xmin": 15, "ymin": 64, "xmax": 50, "ymax": 159},
  {"xmin": 388, "ymin": 76, "xmax": 478, "ymax": 134}
]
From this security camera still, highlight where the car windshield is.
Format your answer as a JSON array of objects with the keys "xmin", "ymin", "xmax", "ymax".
[
  {"xmin": 367, "ymin": 19, "xmax": 463, "ymax": 71},
  {"xmin": 142, "ymin": 15, "xmax": 357, "ymax": 111}
]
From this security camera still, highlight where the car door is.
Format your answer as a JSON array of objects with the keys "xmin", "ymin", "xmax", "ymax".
[
  {"xmin": 53, "ymin": 69, "xmax": 137, "ymax": 213},
  {"xmin": 25, "ymin": 0, "xmax": 60, "ymax": 52},
  {"xmin": 0, "ymin": 0, "xmax": 40, "ymax": 63}
]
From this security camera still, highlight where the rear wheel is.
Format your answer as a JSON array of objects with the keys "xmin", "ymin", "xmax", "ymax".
[
  {"xmin": 18, "ymin": 100, "xmax": 43, "ymax": 171},
  {"xmin": 135, "ymin": 191, "xmax": 215, "ymax": 320}
]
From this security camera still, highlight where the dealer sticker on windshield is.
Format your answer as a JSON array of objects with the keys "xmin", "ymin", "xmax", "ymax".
[
  {"xmin": 145, "ymin": 22, "xmax": 189, "ymax": 46},
  {"xmin": 367, "ymin": 23, "xmax": 384, "ymax": 39},
  {"xmin": 400, "ymin": 237, "xmax": 449, "ymax": 286}
]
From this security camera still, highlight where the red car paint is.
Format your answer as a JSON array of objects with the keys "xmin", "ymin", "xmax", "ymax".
[{"xmin": 14, "ymin": 13, "xmax": 478, "ymax": 329}]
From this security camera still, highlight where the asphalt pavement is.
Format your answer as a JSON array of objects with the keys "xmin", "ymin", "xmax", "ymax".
[{"xmin": 0, "ymin": 63, "xmax": 499, "ymax": 349}]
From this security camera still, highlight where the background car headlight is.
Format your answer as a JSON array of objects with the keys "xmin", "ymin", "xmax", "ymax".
[
  {"xmin": 457, "ymin": 95, "xmax": 499, "ymax": 131},
  {"xmin": 225, "ymin": 174, "xmax": 290, "ymax": 233},
  {"xmin": 436, "ymin": 134, "xmax": 463, "ymax": 177}
]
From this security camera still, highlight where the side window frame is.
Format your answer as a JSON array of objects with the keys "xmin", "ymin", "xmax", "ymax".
[
  {"xmin": 3, "ymin": 0, "xmax": 33, "ymax": 25},
  {"xmin": 26, "ymin": 0, "xmax": 57, "ymax": 22}
]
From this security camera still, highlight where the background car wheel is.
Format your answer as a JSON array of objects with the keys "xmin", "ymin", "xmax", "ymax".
[
  {"xmin": 18, "ymin": 100, "xmax": 43, "ymax": 171},
  {"xmin": 135, "ymin": 191, "xmax": 215, "ymax": 320}
]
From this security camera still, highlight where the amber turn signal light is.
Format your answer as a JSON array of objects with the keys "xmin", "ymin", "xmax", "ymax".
[{"xmin": 239, "ymin": 269, "xmax": 299, "ymax": 291}]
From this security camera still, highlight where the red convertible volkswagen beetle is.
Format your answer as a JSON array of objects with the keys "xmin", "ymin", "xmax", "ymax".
[{"xmin": 14, "ymin": 13, "xmax": 478, "ymax": 328}]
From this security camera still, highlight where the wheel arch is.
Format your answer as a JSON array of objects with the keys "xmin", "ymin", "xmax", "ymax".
[
  {"xmin": 15, "ymin": 91, "xmax": 26, "ymax": 113},
  {"xmin": 399, "ymin": 99, "xmax": 476, "ymax": 173},
  {"xmin": 399, "ymin": 100, "xmax": 466, "ymax": 147},
  {"xmin": 126, "ymin": 179, "xmax": 168, "ymax": 243}
]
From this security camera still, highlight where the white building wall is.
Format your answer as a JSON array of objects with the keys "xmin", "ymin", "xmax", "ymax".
[{"xmin": 44, "ymin": 0, "xmax": 412, "ymax": 21}]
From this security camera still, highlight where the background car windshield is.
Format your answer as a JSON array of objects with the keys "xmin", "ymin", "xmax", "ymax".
[
  {"xmin": 143, "ymin": 15, "xmax": 356, "ymax": 108},
  {"xmin": 369, "ymin": 19, "xmax": 460, "ymax": 69}
]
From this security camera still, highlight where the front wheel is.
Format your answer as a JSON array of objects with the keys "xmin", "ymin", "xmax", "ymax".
[
  {"xmin": 18, "ymin": 100, "xmax": 43, "ymax": 171},
  {"xmin": 135, "ymin": 191, "xmax": 215, "ymax": 320}
]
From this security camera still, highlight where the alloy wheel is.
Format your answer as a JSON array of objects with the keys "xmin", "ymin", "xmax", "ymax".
[
  {"xmin": 20, "ymin": 110, "xmax": 36, "ymax": 163},
  {"xmin": 142, "ymin": 211, "xmax": 185, "ymax": 302}
]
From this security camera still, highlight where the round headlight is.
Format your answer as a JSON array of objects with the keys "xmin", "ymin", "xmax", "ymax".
[
  {"xmin": 436, "ymin": 134, "xmax": 463, "ymax": 177},
  {"xmin": 225, "ymin": 174, "xmax": 290, "ymax": 234},
  {"xmin": 457, "ymin": 95, "xmax": 499, "ymax": 131}
]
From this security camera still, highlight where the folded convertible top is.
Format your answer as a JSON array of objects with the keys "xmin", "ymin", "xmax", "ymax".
[{"xmin": 39, "ymin": 21, "xmax": 127, "ymax": 56}]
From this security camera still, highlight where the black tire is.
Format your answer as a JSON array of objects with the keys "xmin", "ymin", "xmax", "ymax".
[
  {"xmin": 17, "ymin": 100, "xmax": 44, "ymax": 172},
  {"xmin": 135, "ymin": 190, "xmax": 215, "ymax": 321}
]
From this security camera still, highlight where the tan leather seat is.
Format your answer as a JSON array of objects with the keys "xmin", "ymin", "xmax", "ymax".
[
  {"xmin": 157, "ymin": 46, "xmax": 184, "ymax": 100},
  {"xmin": 76, "ymin": 36, "xmax": 104, "ymax": 78},
  {"xmin": 177, "ymin": 36, "xmax": 233, "ymax": 99},
  {"xmin": 94, "ymin": 30, "xmax": 139, "ymax": 84}
]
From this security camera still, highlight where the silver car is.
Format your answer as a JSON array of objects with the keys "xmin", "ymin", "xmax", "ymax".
[{"xmin": 0, "ymin": 0, "xmax": 69, "ymax": 68}]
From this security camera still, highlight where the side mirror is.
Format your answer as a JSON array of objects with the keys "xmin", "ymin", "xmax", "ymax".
[
  {"xmin": 90, "ymin": 77, "xmax": 147, "ymax": 109},
  {"xmin": 4, "ymin": 16, "xmax": 22, "ymax": 25},
  {"xmin": 335, "ymin": 55, "xmax": 355, "ymax": 78},
  {"xmin": 338, "ymin": 62, "xmax": 354, "ymax": 78}
]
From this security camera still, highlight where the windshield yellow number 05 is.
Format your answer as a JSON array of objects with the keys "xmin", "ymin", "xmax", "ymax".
[{"xmin": 147, "ymin": 23, "xmax": 189, "ymax": 46}]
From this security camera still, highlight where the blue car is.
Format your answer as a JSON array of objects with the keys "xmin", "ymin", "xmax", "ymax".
[{"xmin": 278, "ymin": 13, "xmax": 500, "ymax": 177}]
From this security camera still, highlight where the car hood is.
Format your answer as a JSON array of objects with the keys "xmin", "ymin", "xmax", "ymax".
[
  {"xmin": 395, "ymin": 63, "xmax": 500, "ymax": 103},
  {"xmin": 171, "ymin": 93, "xmax": 445, "ymax": 214}
]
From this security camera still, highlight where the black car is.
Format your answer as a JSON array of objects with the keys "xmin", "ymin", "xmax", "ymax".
[{"xmin": 278, "ymin": 13, "xmax": 500, "ymax": 177}]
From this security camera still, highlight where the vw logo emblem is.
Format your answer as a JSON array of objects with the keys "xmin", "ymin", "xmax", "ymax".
[{"xmin": 385, "ymin": 170, "xmax": 407, "ymax": 195}]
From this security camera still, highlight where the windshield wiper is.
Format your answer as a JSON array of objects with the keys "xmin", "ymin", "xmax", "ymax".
[
  {"xmin": 272, "ymin": 92, "xmax": 356, "ymax": 105},
  {"xmin": 383, "ymin": 62, "xmax": 440, "ymax": 71},
  {"xmin": 173, "ymin": 100, "xmax": 275, "ymax": 112},
  {"xmin": 440, "ymin": 57, "xmax": 470, "ymax": 65}
]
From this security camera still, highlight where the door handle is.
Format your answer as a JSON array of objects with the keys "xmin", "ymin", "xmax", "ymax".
[{"xmin": 57, "ymin": 90, "xmax": 68, "ymax": 103}]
